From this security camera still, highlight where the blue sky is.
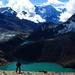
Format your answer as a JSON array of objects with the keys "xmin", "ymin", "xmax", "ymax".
[
  {"xmin": 2, "ymin": 0, "xmax": 7, "ymax": 4},
  {"xmin": 30, "ymin": 0, "xmax": 47, "ymax": 5},
  {"xmin": 2, "ymin": 0, "xmax": 48, "ymax": 5},
  {"xmin": 30, "ymin": 0, "xmax": 69, "ymax": 5},
  {"xmin": 2, "ymin": 0, "xmax": 69, "ymax": 5},
  {"xmin": 59, "ymin": 0, "xmax": 68, "ymax": 2}
]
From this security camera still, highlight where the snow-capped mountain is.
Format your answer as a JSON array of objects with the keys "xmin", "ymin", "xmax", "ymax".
[
  {"xmin": 35, "ymin": 5, "xmax": 60, "ymax": 24},
  {"xmin": 0, "ymin": 7, "xmax": 17, "ymax": 16},
  {"xmin": 0, "ymin": 6, "xmax": 75, "ymax": 34},
  {"xmin": 0, "ymin": 4, "xmax": 61, "ymax": 23},
  {"xmin": 0, "ymin": 4, "xmax": 75, "ymax": 35},
  {"xmin": 17, "ymin": 4, "xmax": 61, "ymax": 24}
]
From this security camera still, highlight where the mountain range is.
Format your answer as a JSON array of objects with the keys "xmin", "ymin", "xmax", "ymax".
[
  {"xmin": 0, "ymin": 5, "xmax": 75, "ymax": 69},
  {"xmin": 0, "ymin": 4, "xmax": 61, "ymax": 24}
]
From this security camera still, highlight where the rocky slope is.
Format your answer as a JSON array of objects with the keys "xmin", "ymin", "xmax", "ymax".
[{"xmin": 0, "ymin": 31, "xmax": 75, "ymax": 69}]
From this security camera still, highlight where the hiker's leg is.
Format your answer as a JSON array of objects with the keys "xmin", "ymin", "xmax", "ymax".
[
  {"xmin": 16, "ymin": 67, "xmax": 18, "ymax": 73},
  {"xmin": 19, "ymin": 67, "xmax": 21, "ymax": 74}
]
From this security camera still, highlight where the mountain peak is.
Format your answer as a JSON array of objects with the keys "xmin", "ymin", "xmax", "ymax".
[
  {"xmin": 0, "ymin": 7, "xmax": 17, "ymax": 16},
  {"xmin": 35, "ymin": 4, "xmax": 60, "ymax": 24},
  {"xmin": 68, "ymin": 14, "xmax": 75, "ymax": 22}
]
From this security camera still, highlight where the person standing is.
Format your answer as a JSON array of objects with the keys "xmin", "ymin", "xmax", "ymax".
[{"xmin": 16, "ymin": 62, "xmax": 21, "ymax": 74}]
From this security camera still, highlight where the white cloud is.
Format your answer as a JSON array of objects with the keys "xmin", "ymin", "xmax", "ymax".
[
  {"xmin": 40, "ymin": 0, "xmax": 65, "ymax": 12},
  {"xmin": 65, "ymin": 0, "xmax": 75, "ymax": 13},
  {"xmin": 60, "ymin": 0, "xmax": 75, "ymax": 22},
  {"xmin": 17, "ymin": 11, "xmax": 46, "ymax": 23},
  {"xmin": 0, "ymin": 1, "xmax": 3, "ymax": 8},
  {"xmin": 48, "ymin": 0, "xmax": 64, "ymax": 4},
  {"xmin": 60, "ymin": 12, "xmax": 72, "ymax": 22},
  {"xmin": 6, "ymin": 0, "xmax": 35, "ymax": 13}
]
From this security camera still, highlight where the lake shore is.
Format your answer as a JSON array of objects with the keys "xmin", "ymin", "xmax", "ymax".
[{"xmin": 0, "ymin": 71, "xmax": 75, "ymax": 75}]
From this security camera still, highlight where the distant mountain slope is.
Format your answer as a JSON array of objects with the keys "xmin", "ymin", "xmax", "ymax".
[
  {"xmin": 0, "ymin": 13, "xmax": 39, "ymax": 33},
  {"xmin": 0, "ymin": 7, "xmax": 17, "ymax": 16}
]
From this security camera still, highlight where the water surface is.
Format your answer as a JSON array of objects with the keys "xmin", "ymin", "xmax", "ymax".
[{"xmin": 0, "ymin": 62, "xmax": 75, "ymax": 72}]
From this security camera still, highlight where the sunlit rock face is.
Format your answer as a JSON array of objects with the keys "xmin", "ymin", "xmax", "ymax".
[{"xmin": 0, "ymin": 31, "xmax": 16, "ymax": 42}]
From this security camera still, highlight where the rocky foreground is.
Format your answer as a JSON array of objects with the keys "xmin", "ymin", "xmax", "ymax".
[{"xmin": 0, "ymin": 71, "xmax": 75, "ymax": 75}]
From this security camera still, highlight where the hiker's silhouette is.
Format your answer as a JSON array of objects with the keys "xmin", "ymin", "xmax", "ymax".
[{"xmin": 16, "ymin": 62, "xmax": 21, "ymax": 74}]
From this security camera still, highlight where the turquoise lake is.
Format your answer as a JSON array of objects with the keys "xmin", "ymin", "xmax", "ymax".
[{"xmin": 0, "ymin": 62, "xmax": 75, "ymax": 72}]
